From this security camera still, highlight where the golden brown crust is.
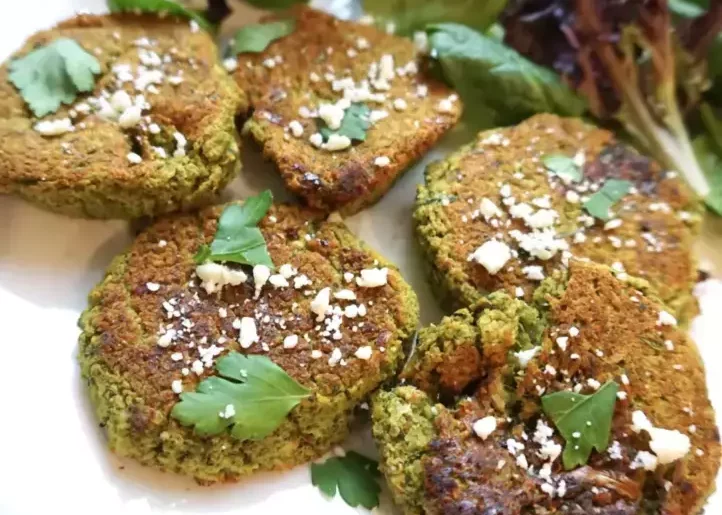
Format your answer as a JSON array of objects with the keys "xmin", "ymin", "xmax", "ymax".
[
  {"xmin": 79, "ymin": 201, "xmax": 419, "ymax": 481},
  {"xmin": 235, "ymin": 6, "xmax": 461, "ymax": 215},
  {"xmin": 415, "ymin": 114, "xmax": 702, "ymax": 323},
  {"xmin": 0, "ymin": 13, "xmax": 246, "ymax": 218}
]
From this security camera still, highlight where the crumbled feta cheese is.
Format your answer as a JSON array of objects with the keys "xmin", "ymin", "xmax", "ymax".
[
  {"xmin": 157, "ymin": 329, "xmax": 176, "ymax": 348},
  {"xmin": 587, "ymin": 378, "xmax": 601, "ymax": 390},
  {"xmin": 253, "ymin": 264, "xmax": 271, "ymax": 297},
  {"xmin": 480, "ymin": 198, "xmax": 502, "ymax": 219},
  {"xmin": 374, "ymin": 156, "xmax": 391, "ymax": 167},
  {"xmin": 309, "ymin": 132, "xmax": 324, "ymax": 148},
  {"xmin": 239, "ymin": 317, "xmax": 259, "ymax": 349},
  {"xmin": 467, "ymin": 240, "xmax": 511, "ymax": 275},
  {"xmin": 514, "ymin": 346, "xmax": 540, "ymax": 368},
  {"xmin": 127, "ymin": 152, "xmax": 142, "ymax": 164},
  {"xmin": 223, "ymin": 57, "xmax": 238, "ymax": 72},
  {"xmin": 413, "ymin": 31, "xmax": 429, "ymax": 52},
  {"xmin": 657, "ymin": 310, "xmax": 677, "ymax": 327},
  {"xmin": 171, "ymin": 380, "xmax": 183, "ymax": 394},
  {"xmin": 278, "ymin": 264, "xmax": 297, "ymax": 279},
  {"xmin": 369, "ymin": 110, "xmax": 389, "ymax": 123},
  {"xmin": 269, "ymin": 274, "xmax": 289, "ymax": 288},
  {"xmin": 556, "ymin": 336, "xmax": 568, "ymax": 351},
  {"xmin": 288, "ymin": 120, "xmax": 304, "ymax": 138},
  {"xmin": 437, "ymin": 98, "xmax": 454, "ymax": 113},
  {"xmin": 472, "ymin": 416, "xmax": 497, "ymax": 440},
  {"xmin": 525, "ymin": 209, "xmax": 558, "ymax": 229},
  {"xmin": 355, "ymin": 346, "xmax": 373, "ymax": 360},
  {"xmin": 328, "ymin": 347, "xmax": 342, "ymax": 366},
  {"xmin": 294, "ymin": 274, "xmax": 312, "ymax": 289},
  {"xmin": 393, "ymin": 98, "xmax": 407, "ymax": 111},
  {"xmin": 283, "ymin": 335, "xmax": 299, "ymax": 349},
  {"xmin": 356, "ymin": 268, "xmax": 389, "ymax": 288},
  {"xmin": 34, "ymin": 117, "xmax": 74, "ymax": 136},
  {"xmin": 323, "ymin": 134, "xmax": 352, "ymax": 151},
  {"xmin": 334, "ymin": 289, "xmax": 356, "ymax": 300},
  {"xmin": 172, "ymin": 131, "xmax": 187, "ymax": 157},
  {"xmin": 522, "ymin": 265, "xmax": 545, "ymax": 281},
  {"xmin": 632, "ymin": 451, "xmax": 658, "ymax": 471},
  {"xmin": 515, "ymin": 287, "xmax": 525, "ymax": 298},
  {"xmin": 631, "ymin": 410, "xmax": 691, "ymax": 464},
  {"xmin": 318, "ymin": 102, "xmax": 346, "ymax": 130},
  {"xmin": 311, "ymin": 287, "xmax": 331, "ymax": 321},
  {"xmin": 262, "ymin": 58, "xmax": 276, "ymax": 68},
  {"xmin": 146, "ymin": 282, "xmax": 160, "ymax": 292},
  {"xmin": 196, "ymin": 262, "xmax": 247, "ymax": 294}
]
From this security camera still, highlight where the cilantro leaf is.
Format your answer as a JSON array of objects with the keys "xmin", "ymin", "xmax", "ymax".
[
  {"xmin": 233, "ymin": 20, "xmax": 295, "ymax": 54},
  {"xmin": 363, "ymin": 0, "xmax": 507, "ymax": 36},
  {"xmin": 171, "ymin": 352, "xmax": 311, "ymax": 440},
  {"xmin": 194, "ymin": 190, "xmax": 274, "ymax": 268},
  {"xmin": 426, "ymin": 23, "xmax": 586, "ymax": 129},
  {"xmin": 311, "ymin": 451, "xmax": 381, "ymax": 509},
  {"xmin": 318, "ymin": 103, "xmax": 371, "ymax": 142},
  {"xmin": 541, "ymin": 381, "xmax": 619, "ymax": 470},
  {"xmin": 8, "ymin": 38, "xmax": 101, "ymax": 118},
  {"xmin": 583, "ymin": 179, "xmax": 632, "ymax": 221},
  {"xmin": 542, "ymin": 154, "xmax": 582, "ymax": 183},
  {"xmin": 107, "ymin": 0, "xmax": 213, "ymax": 32}
]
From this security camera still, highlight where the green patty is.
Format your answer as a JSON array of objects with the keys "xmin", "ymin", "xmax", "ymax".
[
  {"xmin": 0, "ymin": 13, "xmax": 246, "ymax": 219},
  {"xmin": 78, "ymin": 202, "xmax": 419, "ymax": 483},
  {"xmin": 373, "ymin": 261, "xmax": 720, "ymax": 514}
]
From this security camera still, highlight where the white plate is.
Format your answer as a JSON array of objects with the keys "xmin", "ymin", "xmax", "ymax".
[{"xmin": 1, "ymin": 2, "xmax": 720, "ymax": 514}]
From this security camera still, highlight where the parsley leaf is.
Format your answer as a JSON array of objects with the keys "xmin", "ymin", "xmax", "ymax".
[
  {"xmin": 542, "ymin": 154, "xmax": 582, "ymax": 183},
  {"xmin": 233, "ymin": 20, "xmax": 295, "ymax": 54},
  {"xmin": 541, "ymin": 381, "xmax": 619, "ymax": 470},
  {"xmin": 194, "ymin": 190, "xmax": 274, "ymax": 269},
  {"xmin": 107, "ymin": 0, "xmax": 213, "ymax": 32},
  {"xmin": 9, "ymin": 38, "xmax": 101, "ymax": 118},
  {"xmin": 171, "ymin": 352, "xmax": 311, "ymax": 440},
  {"xmin": 583, "ymin": 179, "xmax": 632, "ymax": 221},
  {"xmin": 318, "ymin": 103, "xmax": 371, "ymax": 142},
  {"xmin": 311, "ymin": 451, "xmax": 381, "ymax": 509}
]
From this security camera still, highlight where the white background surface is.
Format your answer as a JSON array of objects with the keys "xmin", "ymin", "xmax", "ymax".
[{"xmin": 0, "ymin": 2, "xmax": 720, "ymax": 514}]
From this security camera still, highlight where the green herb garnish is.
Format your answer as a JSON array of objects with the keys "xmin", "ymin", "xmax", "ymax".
[
  {"xmin": 318, "ymin": 103, "xmax": 371, "ymax": 142},
  {"xmin": 233, "ymin": 20, "xmax": 295, "ymax": 54},
  {"xmin": 171, "ymin": 352, "xmax": 310, "ymax": 440},
  {"xmin": 244, "ymin": 0, "xmax": 308, "ymax": 10},
  {"xmin": 9, "ymin": 38, "xmax": 100, "ymax": 118},
  {"xmin": 541, "ymin": 381, "xmax": 619, "ymax": 470},
  {"xmin": 583, "ymin": 179, "xmax": 633, "ymax": 221},
  {"xmin": 542, "ymin": 154, "xmax": 582, "ymax": 183},
  {"xmin": 311, "ymin": 451, "xmax": 382, "ymax": 509},
  {"xmin": 107, "ymin": 0, "xmax": 213, "ymax": 31},
  {"xmin": 194, "ymin": 190, "xmax": 274, "ymax": 268},
  {"xmin": 640, "ymin": 336, "xmax": 665, "ymax": 352}
]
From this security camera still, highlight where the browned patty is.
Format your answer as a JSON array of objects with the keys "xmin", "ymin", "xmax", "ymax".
[
  {"xmin": 415, "ymin": 114, "xmax": 702, "ymax": 324},
  {"xmin": 0, "ymin": 13, "xmax": 246, "ymax": 219},
  {"xmin": 78, "ymin": 201, "xmax": 419, "ymax": 483},
  {"xmin": 235, "ymin": 6, "xmax": 462, "ymax": 215},
  {"xmin": 373, "ymin": 261, "xmax": 720, "ymax": 514}
]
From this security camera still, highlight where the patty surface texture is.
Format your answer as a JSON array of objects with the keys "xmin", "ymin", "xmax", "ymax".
[
  {"xmin": 373, "ymin": 261, "xmax": 719, "ymax": 515},
  {"xmin": 415, "ymin": 114, "xmax": 701, "ymax": 323},
  {"xmin": 79, "ymin": 201, "xmax": 418, "ymax": 483},
  {"xmin": 235, "ymin": 6, "xmax": 461, "ymax": 215},
  {"xmin": 0, "ymin": 13, "xmax": 245, "ymax": 219}
]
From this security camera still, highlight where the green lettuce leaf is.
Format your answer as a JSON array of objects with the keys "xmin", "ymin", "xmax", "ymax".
[
  {"xmin": 426, "ymin": 23, "xmax": 586, "ymax": 129},
  {"xmin": 363, "ymin": 0, "xmax": 507, "ymax": 36}
]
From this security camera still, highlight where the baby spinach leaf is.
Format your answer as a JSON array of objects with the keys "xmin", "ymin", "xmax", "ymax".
[
  {"xmin": 363, "ymin": 0, "xmax": 507, "ymax": 36},
  {"xmin": 584, "ymin": 179, "xmax": 633, "ymax": 221},
  {"xmin": 9, "ymin": 38, "xmax": 101, "ymax": 118},
  {"xmin": 318, "ymin": 103, "xmax": 371, "ymax": 142},
  {"xmin": 108, "ymin": 0, "xmax": 213, "ymax": 31},
  {"xmin": 194, "ymin": 190, "xmax": 274, "ymax": 268},
  {"xmin": 426, "ymin": 23, "xmax": 586, "ymax": 129},
  {"xmin": 542, "ymin": 381, "xmax": 619, "ymax": 470},
  {"xmin": 171, "ymin": 352, "xmax": 311, "ymax": 440},
  {"xmin": 542, "ymin": 154, "xmax": 582, "ymax": 183},
  {"xmin": 311, "ymin": 451, "xmax": 381, "ymax": 509},
  {"xmin": 233, "ymin": 20, "xmax": 295, "ymax": 54}
]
